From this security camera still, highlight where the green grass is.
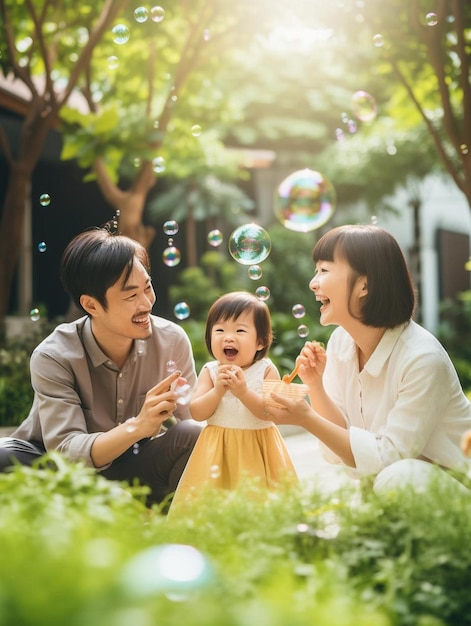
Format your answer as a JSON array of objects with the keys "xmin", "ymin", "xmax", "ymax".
[{"xmin": 0, "ymin": 454, "xmax": 470, "ymax": 626}]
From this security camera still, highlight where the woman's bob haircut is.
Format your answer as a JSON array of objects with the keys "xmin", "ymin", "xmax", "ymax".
[
  {"xmin": 205, "ymin": 291, "xmax": 273, "ymax": 362},
  {"xmin": 312, "ymin": 224, "xmax": 416, "ymax": 328}
]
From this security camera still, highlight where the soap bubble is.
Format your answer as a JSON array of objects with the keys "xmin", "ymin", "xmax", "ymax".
[
  {"xmin": 162, "ymin": 246, "xmax": 181, "ymax": 267},
  {"xmin": 373, "ymin": 33, "xmax": 384, "ymax": 47},
  {"xmin": 166, "ymin": 360, "xmax": 177, "ymax": 373},
  {"xmin": 228, "ymin": 223, "xmax": 271, "ymax": 265},
  {"xmin": 191, "ymin": 125, "xmax": 202, "ymax": 137},
  {"xmin": 173, "ymin": 302, "xmax": 190, "ymax": 320},
  {"xmin": 248, "ymin": 265, "xmax": 262, "ymax": 280},
  {"xmin": 119, "ymin": 544, "xmax": 214, "ymax": 600},
  {"xmin": 425, "ymin": 12, "xmax": 438, "ymax": 26},
  {"xmin": 255, "ymin": 286, "xmax": 270, "ymax": 301},
  {"xmin": 173, "ymin": 378, "xmax": 192, "ymax": 405},
  {"xmin": 152, "ymin": 156, "xmax": 166, "ymax": 173},
  {"xmin": 292, "ymin": 304, "xmax": 306, "ymax": 319},
  {"xmin": 39, "ymin": 193, "xmax": 50, "ymax": 206},
  {"xmin": 38, "ymin": 241, "xmax": 47, "ymax": 253},
  {"xmin": 134, "ymin": 6, "xmax": 148, "ymax": 22},
  {"xmin": 297, "ymin": 324, "xmax": 309, "ymax": 338},
  {"xmin": 107, "ymin": 55, "xmax": 119, "ymax": 70},
  {"xmin": 30, "ymin": 308, "xmax": 40, "ymax": 322},
  {"xmin": 351, "ymin": 90, "xmax": 377, "ymax": 122},
  {"xmin": 274, "ymin": 169, "xmax": 336, "ymax": 232},
  {"xmin": 207, "ymin": 229, "xmax": 223, "ymax": 247},
  {"xmin": 210, "ymin": 464, "xmax": 221, "ymax": 479},
  {"xmin": 111, "ymin": 24, "xmax": 130, "ymax": 45},
  {"xmin": 163, "ymin": 220, "xmax": 179, "ymax": 236},
  {"xmin": 150, "ymin": 6, "xmax": 165, "ymax": 22}
]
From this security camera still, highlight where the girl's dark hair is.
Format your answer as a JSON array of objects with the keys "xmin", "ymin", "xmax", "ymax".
[
  {"xmin": 313, "ymin": 224, "xmax": 416, "ymax": 327},
  {"xmin": 205, "ymin": 291, "xmax": 273, "ymax": 362},
  {"xmin": 60, "ymin": 228, "xmax": 150, "ymax": 312}
]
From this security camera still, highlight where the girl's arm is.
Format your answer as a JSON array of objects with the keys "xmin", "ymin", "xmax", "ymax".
[{"xmin": 189, "ymin": 366, "xmax": 226, "ymax": 422}]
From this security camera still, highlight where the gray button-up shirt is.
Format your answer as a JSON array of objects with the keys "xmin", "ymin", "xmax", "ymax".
[{"xmin": 13, "ymin": 315, "xmax": 196, "ymax": 468}]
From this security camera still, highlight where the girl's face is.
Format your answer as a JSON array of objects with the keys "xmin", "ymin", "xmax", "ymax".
[
  {"xmin": 210, "ymin": 310, "xmax": 265, "ymax": 368},
  {"xmin": 309, "ymin": 255, "xmax": 367, "ymax": 327}
]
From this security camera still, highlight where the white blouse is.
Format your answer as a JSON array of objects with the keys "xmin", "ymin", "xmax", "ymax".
[{"xmin": 322, "ymin": 321, "xmax": 471, "ymax": 476}]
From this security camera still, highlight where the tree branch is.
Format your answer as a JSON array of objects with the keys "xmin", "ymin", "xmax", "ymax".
[{"xmin": 453, "ymin": 0, "xmax": 471, "ymax": 146}]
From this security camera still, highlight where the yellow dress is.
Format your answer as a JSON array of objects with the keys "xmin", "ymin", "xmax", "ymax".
[{"xmin": 171, "ymin": 358, "xmax": 298, "ymax": 508}]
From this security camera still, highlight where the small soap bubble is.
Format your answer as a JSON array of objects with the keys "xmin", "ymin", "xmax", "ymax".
[
  {"xmin": 135, "ymin": 339, "xmax": 147, "ymax": 356},
  {"xmin": 340, "ymin": 112, "xmax": 349, "ymax": 124},
  {"xmin": 347, "ymin": 119, "xmax": 357, "ymax": 133},
  {"xmin": 163, "ymin": 220, "xmax": 179, "ymax": 236},
  {"xmin": 166, "ymin": 360, "xmax": 177, "ymax": 373},
  {"xmin": 370, "ymin": 215, "xmax": 378, "ymax": 225},
  {"xmin": 162, "ymin": 246, "xmax": 181, "ymax": 267},
  {"xmin": 210, "ymin": 465, "xmax": 221, "ymax": 479},
  {"xmin": 174, "ymin": 378, "xmax": 192, "ymax": 405},
  {"xmin": 228, "ymin": 223, "xmax": 271, "ymax": 265},
  {"xmin": 112, "ymin": 24, "xmax": 130, "ymax": 45},
  {"xmin": 173, "ymin": 302, "xmax": 190, "ymax": 320},
  {"xmin": 335, "ymin": 128, "xmax": 345, "ymax": 141},
  {"xmin": 38, "ymin": 241, "xmax": 47, "ymax": 253},
  {"xmin": 30, "ymin": 308, "xmax": 40, "ymax": 322},
  {"xmin": 248, "ymin": 265, "xmax": 262, "ymax": 280},
  {"xmin": 207, "ymin": 229, "xmax": 223, "ymax": 247},
  {"xmin": 133, "ymin": 157, "xmax": 141, "ymax": 168},
  {"xmin": 39, "ymin": 193, "xmax": 50, "ymax": 206},
  {"xmin": 191, "ymin": 125, "xmax": 202, "ymax": 137},
  {"xmin": 373, "ymin": 33, "xmax": 384, "ymax": 47},
  {"xmin": 297, "ymin": 324, "xmax": 309, "ymax": 338},
  {"xmin": 274, "ymin": 169, "xmax": 336, "ymax": 233},
  {"xmin": 150, "ymin": 6, "xmax": 165, "ymax": 22},
  {"xmin": 107, "ymin": 55, "xmax": 119, "ymax": 70},
  {"xmin": 351, "ymin": 90, "xmax": 377, "ymax": 122},
  {"xmin": 132, "ymin": 443, "xmax": 140, "ymax": 455},
  {"xmin": 425, "ymin": 12, "xmax": 438, "ymax": 26},
  {"xmin": 119, "ymin": 544, "xmax": 214, "ymax": 599},
  {"xmin": 125, "ymin": 418, "xmax": 137, "ymax": 433},
  {"xmin": 292, "ymin": 304, "xmax": 306, "ymax": 319},
  {"xmin": 134, "ymin": 6, "xmax": 148, "ymax": 22},
  {"xmin": 152, "ymin": 156, "xmax": 166, "ymax": 173},
  {"xmin": 386, "ymin": 140, "xmax": 397, "ymax": 155},
  {"xmin": 203, "ymin": 29, "xmax": 211, "ymax": 42},
  {"xmin": 460, "ymin": 144, "xmax": 469, "ymax": 155},
  {"xmin": 255, "ymin": 286, "xmax": 270, "ymax": 301}
]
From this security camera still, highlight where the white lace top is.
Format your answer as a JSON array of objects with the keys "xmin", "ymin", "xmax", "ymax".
[{"xmin": 205, "ymin": 358, "xmax": 275, "ymax": 429}]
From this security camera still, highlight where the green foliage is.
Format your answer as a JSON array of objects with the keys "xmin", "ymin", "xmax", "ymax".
[
  {"xmin": 0, "ymin": 454, "xmax": 470, "ymax": 625},
  {"xmin": 0, "ymin": 321, "xmax": 54, "ymax": 427}
]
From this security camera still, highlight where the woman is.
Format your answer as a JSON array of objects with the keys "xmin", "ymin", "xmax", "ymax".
[{"xmin": 264, "ymin": 224, "xmax": 471, "ymax": 492}]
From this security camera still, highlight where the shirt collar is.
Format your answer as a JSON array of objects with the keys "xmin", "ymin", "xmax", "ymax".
[
  {"xmin": 363, "ymin": 322, "xmax": 409, "ymax": 377},
  {"xmin": 82, "ymin": 317, "xmax": 109, "ymax": 367}
]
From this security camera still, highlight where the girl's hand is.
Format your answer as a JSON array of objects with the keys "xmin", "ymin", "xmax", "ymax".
[
  {"xmin": 219, "ymin": 364, "xmax": 247, "ymax": 398},
  {"xmin": 297, "ymin": 341, "xmax": 327, "ymax": 387}
]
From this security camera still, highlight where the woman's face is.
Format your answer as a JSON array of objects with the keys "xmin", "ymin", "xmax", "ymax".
[{"xmin": 309, "ymin": 255, "xmax": 366, "ymax": 327}]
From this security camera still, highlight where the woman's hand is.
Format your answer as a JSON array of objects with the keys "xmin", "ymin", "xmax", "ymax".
[
  {"xmin": 262, "ymin": 393, "xmax": 313, "ymax": 427},
  {"xmin": 297, "ymin": 341, "xmax": 327, "ymax": 387}
]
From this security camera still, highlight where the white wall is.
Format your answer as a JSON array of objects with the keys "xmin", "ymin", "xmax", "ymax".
[{"xmin": 377, "ymin": 175, "xmax": 471, "ymax": 332}]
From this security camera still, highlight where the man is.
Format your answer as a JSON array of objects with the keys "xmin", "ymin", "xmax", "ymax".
[{"xmin": 0, "ymin": 228, "xmax": 201, "ymax": 505}]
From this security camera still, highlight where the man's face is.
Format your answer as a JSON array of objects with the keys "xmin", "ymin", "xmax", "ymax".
[{"xmin": 91, "ymin": 258, "xmax": 156, "ymax": 342}]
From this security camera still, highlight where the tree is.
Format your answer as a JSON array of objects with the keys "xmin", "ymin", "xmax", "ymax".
[
  {"xmin": 0, "ymin": 0, "xmax": 128, "ymax": 337},
  {"xmin": 0, "ymin": 0, "xmax": 277, "ymax": 336}
]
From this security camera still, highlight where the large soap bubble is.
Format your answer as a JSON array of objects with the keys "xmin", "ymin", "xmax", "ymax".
[
  {"xmin": 228, "ymin": 223, "xmax": 271, "ymax": 265},
  {"xmin": 274, "ymin": 169, "xmax": 336, "ymax": 232}
]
